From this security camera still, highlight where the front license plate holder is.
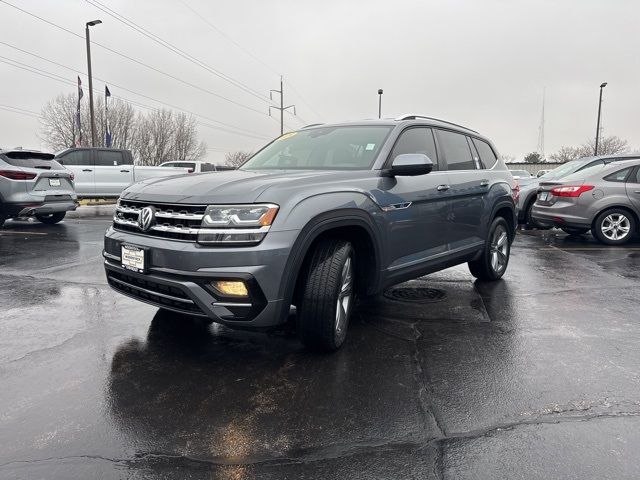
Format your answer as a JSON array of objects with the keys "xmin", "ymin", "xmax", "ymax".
[{"xmin": 121, "ymin": 244, "xmax": 148, "ymax": 274}]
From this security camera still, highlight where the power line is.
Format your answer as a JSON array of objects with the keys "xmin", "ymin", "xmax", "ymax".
[
  {"xmin": 269, "ymin": 77, "xmax": 296, "ymax": 136},
  {"xmin": 0, "ymin": 104, "xmax": 42, "ymax": 119},
  {"xmin": 0, "ymin": 56, "xmax": 271, "ymax": 141},
  {"xmin": 177, "ymin": 0, "xmax": 325, "ymax": 122},
  {"xmin": 0, "ymin": 40, "xmax": 269, "ymax": 140},
  {"xmin": 0, "ymin": 0, "xmax": 273, "ymax": 118},
  {"xmin": 85, "ymin": 0, "xmax": 272, "ymax": 105}
]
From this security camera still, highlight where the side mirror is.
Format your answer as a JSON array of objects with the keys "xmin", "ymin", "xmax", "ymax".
[{"xmin": 389, "ymin": 153, "xmax": 433, "ymax": 176}]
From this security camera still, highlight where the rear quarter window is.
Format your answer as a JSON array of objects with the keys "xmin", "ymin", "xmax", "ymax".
[
  {"xmin": 472, "ymin": 138, "xmax": 498, "ymax": 169},
  {"xmin": 604, "ymin": 167, "xmax": 633, "ymax": 183}
]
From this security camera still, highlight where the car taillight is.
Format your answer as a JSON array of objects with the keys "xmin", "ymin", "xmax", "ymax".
[
  {"xmin": 0, "ymin": 170, "xmax": 37, "ymax": 180},
  {"xmin": 512, "ymin": 180, "xmax": 520, "ymax": 203},
  {"xmin": 550, "ymin": 185, "xmax": 594, "ymax": 197}
]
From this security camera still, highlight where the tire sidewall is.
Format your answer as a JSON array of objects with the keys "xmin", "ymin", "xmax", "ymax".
[
  {"xmin": 594, "ymin": 209, "xmax": 636, "ymax": 245},
  {"xmin": 484, "ymin": 217, "xmax": 510, "ymax": 280}
]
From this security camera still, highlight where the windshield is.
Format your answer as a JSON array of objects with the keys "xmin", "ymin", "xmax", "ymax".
[
  {"xmin": 539, "ymin": 159, "xmax": 590, "ymax": 180},
  {"xmin": 240, "ymin": 126, "xmax": 393, "ymax": 171}
]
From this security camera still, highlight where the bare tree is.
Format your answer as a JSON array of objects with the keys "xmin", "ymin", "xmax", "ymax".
[
  {"xmin": 225, "ymin": 151, "xmax": 253, "ymax": 167},
  {"xmin": 499, "ymin": 154, "xmax": 516, "ymax": 163},
  {"xmin": 170, "ymin": 112, "xmax": 207, "ymax": 162},
  {"xmin": 40, "ymin": 93, "xmax": 136, "ymax": 151},
  {"xmin": 550, "ymin": 136, "xmax": 630, "ymax": 163},
  {"xmin": 523, "ymin": 152, "xmax": 543, "ymax": 163}
]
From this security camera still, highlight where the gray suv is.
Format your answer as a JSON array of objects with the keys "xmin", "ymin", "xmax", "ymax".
[
  {"xmin": 0, "ymin": 149, "xmax": 77, "ymax": 227},
  {"xmin": 103, "ymin": 116, "xmax": 517, "ymax": 350}
]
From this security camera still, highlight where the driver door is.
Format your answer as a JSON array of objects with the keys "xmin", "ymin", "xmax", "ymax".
[{"xmin": 376, "ymin": 127, "xmax": 452, "ymax": 273}]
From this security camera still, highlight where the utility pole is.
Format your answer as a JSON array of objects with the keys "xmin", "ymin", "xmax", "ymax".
[
  {"xmin": 537, "ymin": 87, "xmax": 545, "ymax": 159},
  {"xmin": 85, "ymin": 19, "xmax": 102, "ymax": 147},
  {"xmin": 594, "ymin": 82, "xmax": 607, "ymax": 156},
  {"xmin": 378, "ymin": 89, "xmax": 383, "ymax": 118},
  {"xmin": 269, "ymin": 76, "xmax": 296, "ymax": 135}
]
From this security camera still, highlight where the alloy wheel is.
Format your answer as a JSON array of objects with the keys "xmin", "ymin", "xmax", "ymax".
[
  {"xmin": 601, "ymin": 214, "xmax": 630, "ymax": 241},
  {"xmin": 490, "ymin": 225, "xmax": 509, "ymax": 273},
  {"xmin": 335, "ymin": 256, "xmax": 353, "ymax": 340}
]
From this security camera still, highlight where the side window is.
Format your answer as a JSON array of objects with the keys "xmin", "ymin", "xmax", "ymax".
[
  {"xmin": 604, "ymin": 167, "xmax": 633, "ymax": 183},
  {"xmin": 436, "ymin": 130, "xmax": 476, "ymax": 170},
  {"xmin": 162, "ymin": 162, "xmax": 176, "ymax": 167},
  {"xmin": 56, "ymin": 150, "xmax": 92, "ymax": 166},
  {"xmin": 472, "ymin": 138, "xmax": 498, "ymax": 169},
  {"xmin": 95, "ymin": 150, "xmax": 125, "ymax": 166},
  {"xmin": 201, "ymin": 163, "xmax": 215, "ymax": 172},
  {"xmin": 634, "ymin": 168, "xmax": 640, "ymax": 184},
  {"xmin": 390, "ymin": 128, "xmax": 438, "ymax": 171}
]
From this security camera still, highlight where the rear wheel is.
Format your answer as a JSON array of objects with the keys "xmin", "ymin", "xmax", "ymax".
[
  {"xmin": 469, "ymin": 217, "xmax": 511, "ymax": 281},
  {"xmin": 35, "ymin": 212, "xmax": 66, "ymax": 224},
  {"xmin": 561, "ymin": 227, "xmax": 590, "ymax": 236},
  {"xmin": 524, "ymin": 199, "xmax": 541, "ymax": 228},
  {"xmin": 298, "ymin": 238, "xmax": 354, "ymax": 351},
  {"xmin": 593, "ymin": 209, "xmax": 636, "ymax": 245}
]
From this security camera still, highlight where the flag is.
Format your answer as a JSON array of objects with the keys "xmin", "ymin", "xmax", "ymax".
[
  {"xmin": 104, "ymin": 85, "xmax": 112, "ymax": 148},
  {"xmin": 75, "ymin": 76, "xmax": 83, "ymax": 147}
]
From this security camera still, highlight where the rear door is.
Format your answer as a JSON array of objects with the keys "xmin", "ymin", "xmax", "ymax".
[
  {"xmin": 55, "ymin": 149, "xmax": 94, "ymax": 196},
  {"xmin": 94, "ymin": 150, "xmax": 133, "ymax": 196},
  {"xmin": 435, "ymin": 129, "xmax": 489, "ymax": 250},
  {"xmin": 626, "ymin": 167, "xmax": 640, "ymax": 213}
]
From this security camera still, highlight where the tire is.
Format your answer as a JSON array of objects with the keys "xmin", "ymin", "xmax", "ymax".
[
  {"xmin": 35, "ymin": 212, "xmax": 66, "ymax": 224},
  {"xmin": 469, "ymin": 217, "xmax": 511, "ymax": 281},
  {"xmin": 561, "ymin": 227, "xmax": 590, "ymax": 236},
  {"xmin": 297, "ymin": 238, "xmax": 355, "ymax": 351},
  {"xmin": 0, "ymin": 213, "xmax": 6, "ymax": 228},
  {"xmin": 524, "ymin": 199, "xmax": 541, "ymax": 229},
  {"xmin": 592, "ymin": 209, "xmax": 636, "ymax": 245}
]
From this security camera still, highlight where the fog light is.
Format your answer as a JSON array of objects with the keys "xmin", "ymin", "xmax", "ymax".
[{"xmin": 212, "ymin": 280, "xmax": 248, "ymax": 297}]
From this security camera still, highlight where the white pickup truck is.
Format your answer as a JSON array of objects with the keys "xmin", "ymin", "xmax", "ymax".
[{"xmin": 55, "ymin": 148, "xmax": 190, "ymax": 198}]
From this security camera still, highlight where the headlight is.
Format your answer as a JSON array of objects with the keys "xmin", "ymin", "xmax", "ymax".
[{"xmin": 198, "ymin": 204, "xmax": 279, "ymax": 245}]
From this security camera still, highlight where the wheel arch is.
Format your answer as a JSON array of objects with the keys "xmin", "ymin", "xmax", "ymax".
[
  {"xmin": 490, "ymin": 200, "xmax": 517, "ymax": 242},
  {"xmin": 278, "ymin": 209, "xmax": 383, "ymax": 320}
]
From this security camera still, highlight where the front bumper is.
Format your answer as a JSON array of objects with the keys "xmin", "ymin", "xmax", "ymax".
[
  {"xmin": 531, "ymin": 203, "xmax": 591, "ymax": 229},
  {"xmin": 103, "ymin": 226, "xmax": 298, "ymax": 329}
]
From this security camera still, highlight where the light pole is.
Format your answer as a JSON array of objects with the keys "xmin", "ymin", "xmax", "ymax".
[
  {"xmin": 85, "ymin": 19, "xmax": 102, "ymax": 147},
  {"xmin": 378, "ymin": 89, "xmax": 383, "ymax": 119},
  {"xmin": 594, "ymin": 82, "xmax": 607, "ymax": 156}
]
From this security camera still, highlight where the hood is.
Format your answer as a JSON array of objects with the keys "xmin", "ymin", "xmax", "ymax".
[{"xmin": 121, "ymin": 169, "xmax": 365, "ymax": 204}]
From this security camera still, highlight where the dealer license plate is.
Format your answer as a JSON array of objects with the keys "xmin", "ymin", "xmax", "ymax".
[
  {"xmin": 538, "ymin": 192, "xmax": 550, "ymax": 201},
  {"xmin": 121, "ymin": 244, "xmax": 146, "ymax": 273},
  {"xmin": 49, "ymin": 178, "xmax": 61, "ymax": 187}
]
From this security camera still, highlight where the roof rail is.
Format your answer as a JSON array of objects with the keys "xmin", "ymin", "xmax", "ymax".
[
  {"xmin": 301, "ymin": 123, "xmax": 324, "ymax": 129},
  {"xmin": 394, "ymin": 114, "xmax": 478, "ymax": 133}
]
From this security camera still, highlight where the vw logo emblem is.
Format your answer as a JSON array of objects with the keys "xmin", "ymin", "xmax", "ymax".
[{"xmin": 138, "ymin": 206, "xmax": 155, "ymax": 232}]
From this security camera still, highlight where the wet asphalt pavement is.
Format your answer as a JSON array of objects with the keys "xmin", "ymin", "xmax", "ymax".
[{"xmin": 1, "ymin": 207, "xmax": 640, "ymax": 479}]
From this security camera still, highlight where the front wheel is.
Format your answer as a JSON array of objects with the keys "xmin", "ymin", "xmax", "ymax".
[
  {"xmin": 298, "ymin": 238, "xmax": 354, "ymax": 351},
  {"xmin": 35, "ymin": 212, "xmax": 66, "ymax": 224},
  {"xmin": 592, "ymin": 209, "xmax": 636, "ymax": 245},
  {"xmin": 561, "ymin": 227, "xmax": 590, "ymax": 236},
  {"xmin": 469, "ymin": 217, "xmax": 511, "ymax": 281}
]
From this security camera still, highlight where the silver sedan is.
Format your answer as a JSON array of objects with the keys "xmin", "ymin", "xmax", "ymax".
[{"xmin": 531, "ymin": 159, "xmax": 640, "ymax": 245}]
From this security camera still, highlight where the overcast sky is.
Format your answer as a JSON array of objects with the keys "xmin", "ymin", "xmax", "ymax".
[{"xmin": 0, "ymin": 0, "xmax": 638, "ymax": 163}]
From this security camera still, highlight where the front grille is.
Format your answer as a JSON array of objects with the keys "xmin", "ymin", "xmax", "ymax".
[
  {"xmin": 106, "ymin": 269, "xmax": 206, "ymax": 315},
  {"xmin": 113, "ymin": 199, "xmax": 206, "ymax": 241}
]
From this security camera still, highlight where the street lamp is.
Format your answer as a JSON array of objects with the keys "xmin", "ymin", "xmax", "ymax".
[
  {"xmin": 594, "ymin": 82, "xmax": 607, "ymax": 156},
  {"xmin": 378, "ymin": 89, "xmax": 383, "ymax": 119},
  {"xmin": 85, "ymin": 19, "xmax": 102, "ymax": 147}
]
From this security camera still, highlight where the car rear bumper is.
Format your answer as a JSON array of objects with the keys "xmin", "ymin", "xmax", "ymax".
[
  {"xmin": 2, "ymin": 198, "xmax": 78, "ymax": 217},
  {"xmin": 103, "ymin": 226, "xmax": 297, "ymax": 329},
  {"xmin": 531, "ymin": 204, "xmax": 592, "ymax": 229}
]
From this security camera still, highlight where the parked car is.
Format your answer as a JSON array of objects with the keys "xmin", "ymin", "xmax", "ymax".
[
  {"xmin": 537, "ymin": 169, "xmax": 552, "ymax": 177},
  {"xmin": 159, "ymin": 161, "xmax": 236, "ymax": 173},
  {"xmin": 56, "ymin": 148, "xmax": 190, "ymax": 198},
  {"xmin": 518, "ymin": 155, "xmax": 640, "ymax": 227},
  {"xmin": 0, "ymin": 148, "xmax": 77, "ymax": 227},
  {"xmin": 103, "ymin": 115, "xmax": 517, "ymax": 350},
  {"xmin": 532, "ymin": 158, "xmax": 640, "ymax": 244},
  {"xmin": 509, "ymin": 169, "xmax": 533, "ymax": 179}
]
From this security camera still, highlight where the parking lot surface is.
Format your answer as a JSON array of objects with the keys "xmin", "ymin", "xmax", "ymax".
[{"xmin": 1, "ymin": 208, "xmax": 639, "ymax": 479}]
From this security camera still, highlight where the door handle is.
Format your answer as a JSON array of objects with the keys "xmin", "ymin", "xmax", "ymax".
[
  {"xmin": 120, "ymin": 169, "xmax": 130, "ymax": 173},
  {"xmin": 480, "ymin": 180, "xmax": 490, "ymax": 187},
  {"xmin": 82, "ymin": 169, "xmax": 93, "ymax": 172},
  {"xmin": 437, "ymin": 184, "xmax": 450, "ymax": 191}
]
